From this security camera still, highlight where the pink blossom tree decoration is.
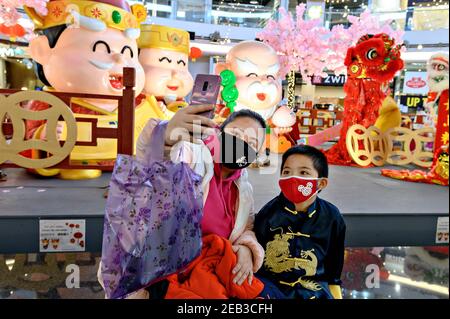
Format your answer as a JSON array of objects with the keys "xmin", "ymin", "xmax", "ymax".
[
  {"xmin": 327, "ymin": 10, "xmax": 405, "ymax": 75},
  {"xmin": 257, "ymin": 4, "xmax": 330, "ymax": 82},
  {"xmin": 0, "ymin": 1, "xmax": 48, "ymax": 27}
]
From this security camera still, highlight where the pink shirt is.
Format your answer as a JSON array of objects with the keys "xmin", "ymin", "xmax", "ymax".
[{"xmin": 202, "ymin": 162, "xmax": 241, "ymax": 239}]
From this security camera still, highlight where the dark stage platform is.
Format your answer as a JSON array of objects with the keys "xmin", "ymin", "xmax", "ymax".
[{"xmin": 0, "ymin": 160, "xmax": 448, "ymax": 253}]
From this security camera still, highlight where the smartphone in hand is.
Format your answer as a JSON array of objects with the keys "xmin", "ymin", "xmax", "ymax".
[{"xmin": 190, "ymin": 74, "xmax": 222, "ymax": 119}]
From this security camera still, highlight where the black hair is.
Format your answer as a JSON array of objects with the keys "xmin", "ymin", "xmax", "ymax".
[
  {"xmin": 220, "ymin": 109, "xmax": 266, "ymax": 132},
  {"xmin": 34, "ymin": 25, "xmax": 68, "ymax": 87},
  {"xmin": 281, "ymin": 145, "xmax": 329, "ymax": 178}
]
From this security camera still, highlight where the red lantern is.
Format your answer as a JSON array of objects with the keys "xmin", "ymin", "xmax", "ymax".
[
  {"xmin": 190, "ymin": 47, "xmax": 202, "ymax": 62},
  {"xmin": 0, "ymin": 23, "xmax": 26, "ymax": 39}
]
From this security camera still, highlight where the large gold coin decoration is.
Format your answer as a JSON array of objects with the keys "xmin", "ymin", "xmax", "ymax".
[
  {"xmin": 385, "ymin": 127, "xmax": 435, "ymax": 168},
  {"xmin": 0, "ymin": 91, "xmax": 77, "ymax": 169},
  {"xmin": 346, "ymin": 125, "xmax": 435, "ymax": 168},
  {"xmin": 346, "ymin": 124, "xmax": 387, "ymax": 167}
]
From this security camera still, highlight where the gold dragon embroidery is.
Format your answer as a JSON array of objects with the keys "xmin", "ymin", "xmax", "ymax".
[{"xmin": 264, "ymin": 228, "xmax": 322, "ymax": 291}]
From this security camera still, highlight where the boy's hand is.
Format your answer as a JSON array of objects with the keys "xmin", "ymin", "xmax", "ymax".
[{"xmin": 232, "ymin": 245, "xmax": 254, "ymax": 286}]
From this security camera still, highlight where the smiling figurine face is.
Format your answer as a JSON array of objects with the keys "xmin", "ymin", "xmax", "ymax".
[
  {"xmin": 137, "ymin": 24, "xmax": 194, "ymax": 102},
  {"xmin": 26, "ymin": 0, "xmax": 146, "ymax": 112},
  {"xmin": 30, "ymin": 27, "xmax": 145, "ymax": 108},
  {"xmin": 217, "ymin": 41, "xmax": 282, "ymax": 119},
  {"xmin": 139, "ymin": 47, "xmax": 193, "ymax": 99}
]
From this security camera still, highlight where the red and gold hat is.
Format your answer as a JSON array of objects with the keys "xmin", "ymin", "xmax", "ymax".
[{"xmin": 24, "ymin": 0, "xmax": 147, "ymax": 33}]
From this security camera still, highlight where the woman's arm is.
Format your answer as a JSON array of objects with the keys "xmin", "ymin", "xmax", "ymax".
[
  {"xmin": 232, "ymin": 177, "xmax": 265, "ymax": 273},
  {"xmin": 136, "ymin": 106, "xmax": 216, "ymax": 166},
  {"xmin": 234, "ymin": 228, "xmax": 265, "ymax": 273}
]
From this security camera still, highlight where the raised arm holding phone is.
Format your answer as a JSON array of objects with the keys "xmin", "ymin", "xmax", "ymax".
[{"xmin": 102, "ymin": 74, "xmax": 268, "ymax": 297}]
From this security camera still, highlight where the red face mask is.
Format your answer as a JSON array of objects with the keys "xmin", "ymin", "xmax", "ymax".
[{"xmin": 279, "ymin": 176, "xmax": 320, "ymax": 204}]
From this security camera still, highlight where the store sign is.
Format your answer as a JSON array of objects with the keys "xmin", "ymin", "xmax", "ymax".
[
  {"xmin": 399, "ymin": 95, "xmax": 428, "ymax": 108},
  {"xmin": 0, "ymin": 47, "xmax": 25, "ymax": 58},
  {"xmin": 311, "ymin": 74, "xmax": 347, "ymax": 86},
  {"xmin": 39, "ymin": 219, "xmax": 86, "ymax": 252},
  {"xmin": 403, "ymin": 71, "xmax": 429, "ymax": 95}
]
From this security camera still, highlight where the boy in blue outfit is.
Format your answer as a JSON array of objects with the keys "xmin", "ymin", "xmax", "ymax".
[{"xmin": 254, "ymin": 145, "xmax": 346, "ymax": 299}]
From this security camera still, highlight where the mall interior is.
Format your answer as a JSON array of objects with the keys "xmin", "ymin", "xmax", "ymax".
[{"xmin": 0, "ymin": 0, "xmax": 449, "ymax": 299}]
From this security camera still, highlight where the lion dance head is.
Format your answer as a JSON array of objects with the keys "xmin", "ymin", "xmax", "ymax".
[{"xmin": 345, "ymin": 33, "xmax": 404, "ymax": 83}]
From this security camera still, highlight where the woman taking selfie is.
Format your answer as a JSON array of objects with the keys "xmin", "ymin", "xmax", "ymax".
[{"xmin": 103, "ymin": 104, "xmax": 268, "ymax": 298}]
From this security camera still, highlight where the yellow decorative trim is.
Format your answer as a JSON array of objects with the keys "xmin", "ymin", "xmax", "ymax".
[
  {"xmin": 138, "ymin": 24, "xmax": 190, "ymax": 55},
  {"xmin": 167, "ymin": 100, "xmax": 188, "ymax": 113},
  {"xmin": 71, "ymin": 98, "xmax": 116, "ymax": 116},
  {"xmin": 284, "ymin": 206, "xmax": 298, "ymax": 215},
  {"xmin": 24, "ymin": 0, "xmax": 146, "ymax": 31},
  {"xmin": 284, "ymin": 207, "xmax": 317, "ymax": 219}
]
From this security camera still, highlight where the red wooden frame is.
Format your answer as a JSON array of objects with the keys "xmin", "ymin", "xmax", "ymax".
[{"xmin": 297, "ymin": 108, "xmax": 344, "ymax": 135}]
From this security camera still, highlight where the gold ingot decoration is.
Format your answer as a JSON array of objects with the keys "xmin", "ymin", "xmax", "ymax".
[
  {"xmin": 346, "ymin": 124, "xmax": 435, "ymax": 168},
  {"xmin": 0, "ymin": 91, "xmax": 77, "ymax": 169}
]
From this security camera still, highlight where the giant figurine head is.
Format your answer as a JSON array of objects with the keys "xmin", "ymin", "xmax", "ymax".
[
  {"xmin": 216, "ymin": 41, "xmax": 283, "ymax": 120},
  {"xmin": 427, "ymin": 53, "xmax": 449, "ymax": 93},
  {"xmin": 25, "ymin": 0, "xmax": 147, "ymax": 112},
  {"xmin": 137, "ymin": 24, "xmax": 194, "ymax": 104}
]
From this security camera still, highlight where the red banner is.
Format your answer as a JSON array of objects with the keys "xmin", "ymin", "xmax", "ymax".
[{"xmin": 434, "ymin": 89, "xmax": 449, "ymax": 153}]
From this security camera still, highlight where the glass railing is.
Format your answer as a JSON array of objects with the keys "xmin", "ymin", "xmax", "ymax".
[
  {"xmin": 1, "ymin": 246, "xmax": 448, "ymax": 299},
  {"xmin": 132, "ymin": 1, "xmax": 448, "ymax": 31},
  {"xmin": 324, "ymin": 6, "xmax": 449, "ymax": 31},
  {"xmin": 409, "ymin": 5, "xmax": 449, "ymax": 30},
  {"xmin": 210, "ymin": 1, "xmax": 276, "ymax": 29}
]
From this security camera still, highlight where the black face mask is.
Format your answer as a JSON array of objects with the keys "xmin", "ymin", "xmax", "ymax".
[{"xmin": 219, "ymin": 132, "xmax": 258, "ymax": 170}]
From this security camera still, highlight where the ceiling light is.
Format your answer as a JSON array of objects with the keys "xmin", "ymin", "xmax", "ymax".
[{"xmin": 417, "ymin": 44, "xmax": 423, "ymax": 50}]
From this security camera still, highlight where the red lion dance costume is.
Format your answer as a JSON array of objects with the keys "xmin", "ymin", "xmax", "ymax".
[
  {"xmin": 326, "ymin": 33, "xmax": 404, "ymax": 165},
  {"xmin": 382, "ymin": 53, "xmax": 449, "ymax": 186}
]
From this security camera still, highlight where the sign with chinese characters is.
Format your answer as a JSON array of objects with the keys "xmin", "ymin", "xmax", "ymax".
[
  {"xmin": 39, "ymin": 220, "xmax": 86, "ymax": 252},
  {"xmin": 403, "ymin": 71, "xmax": 429, "ymax": 95}
]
